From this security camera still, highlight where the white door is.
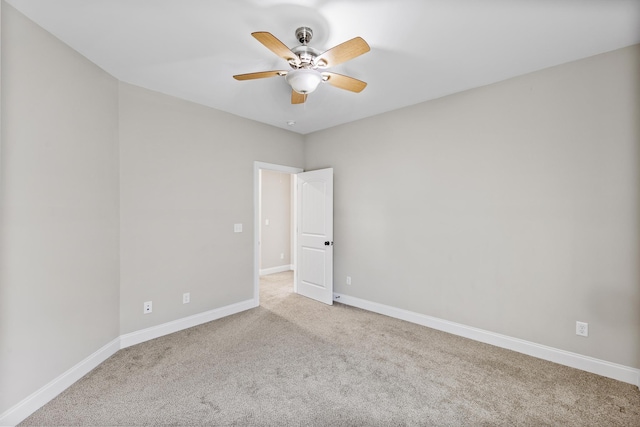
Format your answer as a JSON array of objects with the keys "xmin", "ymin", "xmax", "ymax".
[{"xmin": 295, "ymin": 168, "xmax": 333, "ymax": 305}]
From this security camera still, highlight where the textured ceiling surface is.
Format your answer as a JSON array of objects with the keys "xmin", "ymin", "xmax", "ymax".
[{"xmin": 6, "ymin": 0, "xmax": 640, "ymax": 134}]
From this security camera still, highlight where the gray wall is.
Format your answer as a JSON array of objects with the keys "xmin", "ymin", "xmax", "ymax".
[
  {"xmin": 260, "ymin": 170, "xmax": 292, "ymax": 271},
  {"xmin": 305, "ymin": 44, "xmax": 640, "ymax": 369},
  {"xmin": 0, "ymin": 3, "xmax": 120, "ymax": 411},
  {"xmin": 119, "ymin": 83, "xmax": 303, "ymax": 334},
  {"xmin": 0, "ymin": 2, "xmax": 305, "ymax": 415}
]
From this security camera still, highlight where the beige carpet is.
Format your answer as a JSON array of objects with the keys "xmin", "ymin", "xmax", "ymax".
[{"xmin": 21, "ymin": 271, "xmax": 640, "ymax": 426}]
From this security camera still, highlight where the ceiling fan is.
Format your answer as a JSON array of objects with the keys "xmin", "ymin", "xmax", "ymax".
[{"xmin": 233, "ymin": 27, "xmax": 370, "ymax": 104}]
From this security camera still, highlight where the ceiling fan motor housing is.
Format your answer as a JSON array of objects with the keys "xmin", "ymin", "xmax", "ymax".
[{"xmin": 291, "ymin": 45, "xmax": 323, "ymax": 69}]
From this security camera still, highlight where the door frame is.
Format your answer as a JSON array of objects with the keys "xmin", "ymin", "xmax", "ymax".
[{"xmin": 253, "ymin": 161, "xmax": 303, "ymax": 307}]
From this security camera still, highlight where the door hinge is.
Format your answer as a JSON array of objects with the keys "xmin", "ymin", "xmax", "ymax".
[{"xmin": 324, "ymin": 241, "xmax": 334, "ymax": 246}]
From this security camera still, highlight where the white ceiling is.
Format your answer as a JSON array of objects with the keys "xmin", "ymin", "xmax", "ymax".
[{"xmin": 6, "ymin": 0, "xmax": 640, "ymax": 134}]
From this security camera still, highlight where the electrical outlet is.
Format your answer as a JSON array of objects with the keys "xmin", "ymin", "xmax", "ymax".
[
  {"xmin": 346, "ymin": 276, "xmax": 352, "ymax": 285},
  {"xmin": 183, "ymin": 293, "xmax": 190, "ymax": 304},
  {"xmin": 576, "ymin": 321, "xmax": 588, "ymax": 337},
  {"xmin": 144, "ymin": 301, "xmax": 152, "ymax": 314},
  {"xmin": 280, "ymin": 253, "xmax": 284, "ymax": 260}
]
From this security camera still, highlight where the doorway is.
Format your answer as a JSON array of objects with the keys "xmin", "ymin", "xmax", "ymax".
[
  {"xmin": 253, "ymin": 162, "xmax": 303, "ymax": 306},
  {"xmin": 259, "ymin": 169, "xmax": 294, "ymax": 276}
]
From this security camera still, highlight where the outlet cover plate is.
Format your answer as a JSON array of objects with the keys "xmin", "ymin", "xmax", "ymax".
[{"xmin": 576, "ymin": 321, "xmax": 588, "ymax": 337}]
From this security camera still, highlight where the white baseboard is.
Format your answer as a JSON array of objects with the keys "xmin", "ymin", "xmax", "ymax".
[
  {"xmin": 259, "ymin": 264, "xmax": 293, "ymax": 276},
  {"xmin": 0, "ymin": 337, "xmax": 121, "ymax": 427},
  {"xmin": 333, "ymin": 292, "xmax": 640, "ymax": 388},
  {"xmin": 120, "ymin": 298, "xmax": 256, "ymax": 349},
  {"xmin": 0, "ymin": 299, "xmax": 256, "ymax": 426}
]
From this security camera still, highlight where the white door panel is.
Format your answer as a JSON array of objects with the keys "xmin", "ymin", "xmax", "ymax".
[
  {"xmin": 301, "ymin": 180, "xmax": 327, "ymax": 235},
  {"xmin": 296, "ymin": 168, "xmax": 333, "ymax": 305},
  {"xmin": 301, "ymin": 247, "xmax": 325, "ymax": 284}
]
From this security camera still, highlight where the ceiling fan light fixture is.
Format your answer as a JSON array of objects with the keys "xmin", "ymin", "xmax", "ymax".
[
  {"xmin": 285, "ymin": 69, "xmax": 323, "ymax": 94},
  {"xmin": 234, "ymin": 28, "xmax": 370, "ymax": 104}
]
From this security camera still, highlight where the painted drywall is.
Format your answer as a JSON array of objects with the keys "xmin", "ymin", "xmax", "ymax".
[
  {"xmin": 118, "ymin": 83, "xmax": 304, "ymax": 335},
  {"xmin": 305, "ymin": 44, "xmax": 640, "ymax": 369},
  {"xmin": 0, "ymin": 2, "xmax": 305, "ymax": 415},
  {"xmin": 0, "ymin": 2, "xmax": 120, "ymax": 413},
  {"xmin": 260, "ymin": 170, "xmax": 292, "ymax": 271}
]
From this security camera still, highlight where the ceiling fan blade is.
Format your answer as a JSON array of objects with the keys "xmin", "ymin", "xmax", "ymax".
[
  {"xmin": 322, "ymin": 72, "xmax": 367, "ymax": 93},
  {"xmin": 233, "ymin": 70, "xmax": 287, "ymax": 81},
  {"xmin": 291, "ymin": 90, "xmax": 307, "ymax": 104},
  {"xmin": 316, "ymin": 37, "xmax": 370, "ymax": 67},
  {"xmin": 252, "ymin": 32, "xmax": 300, "ymax": 65}
]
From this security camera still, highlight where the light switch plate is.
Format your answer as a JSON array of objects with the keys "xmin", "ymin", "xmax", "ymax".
[{"xmin": 234, "ymin": 223, "xmax": 243, "ymax": 233}]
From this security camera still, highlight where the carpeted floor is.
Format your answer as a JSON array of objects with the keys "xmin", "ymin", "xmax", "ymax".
[{"xmin": 20, "ymin": 271, "xmax": 640, "ymax": 426}]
